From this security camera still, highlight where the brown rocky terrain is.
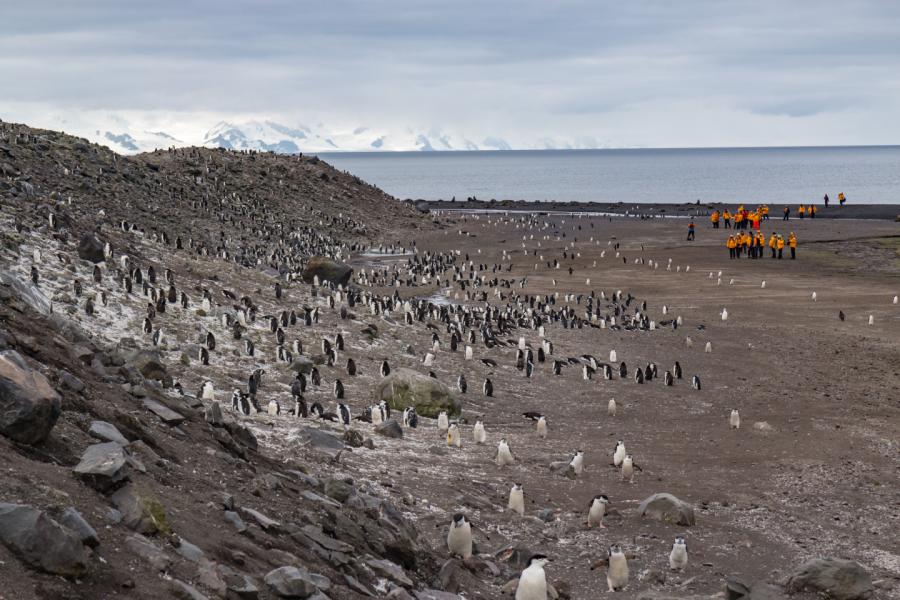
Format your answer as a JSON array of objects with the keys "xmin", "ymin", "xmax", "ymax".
[{"xmin": 1, "ymin": 120, "xmax": 898, "ymax": 600}]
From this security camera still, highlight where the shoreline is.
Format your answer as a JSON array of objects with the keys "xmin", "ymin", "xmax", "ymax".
[{"xmin": 416, "ymin": 199, "xmax": 900, "ymax": 220}]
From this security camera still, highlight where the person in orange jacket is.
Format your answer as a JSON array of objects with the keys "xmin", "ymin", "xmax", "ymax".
[
  {"xmin": 711, "ymin": 210, "xmax": 720, "ymax": 229},
  {"xmin": 768, "ymin": 233, "xmax": 777, "ymax": 258},
  {"xmin": 798, "ymin": 204, "xmax": 806, "ymax": 219},
  {"xmin": 723, "ymin": 209, "xmax": 732, "ymax": 229},
  {"xmin": 727, "ymin": 235, "xmax": 737, "ymax": 259},
  {"xmin": 755, "ymin": 232, "xmax": 765, "ymax": 258},
  {"xmin": 762, "ymin": 205, "xmax": 770, "ymax": 220},
  {"xmin": 810, "ymin": 205, "xmax": 817, "ymax": 219},
  {"xmin": 776, "ymin": 234, "xmax": 785, "ymax": 259},
  {"xmin": 788, "ymin": 232, "xmax": 797, "ymax": 259}
]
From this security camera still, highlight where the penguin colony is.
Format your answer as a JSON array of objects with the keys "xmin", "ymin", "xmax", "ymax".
[{"xmin": 5, "ymin": 131, "xmax": 897, "ymax": 599}]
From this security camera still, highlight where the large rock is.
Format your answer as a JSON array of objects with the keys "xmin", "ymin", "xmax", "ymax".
[
  {"xmin": 126, "ymin": 349, "xmax": 171, "ymax": 386},
  {"xmin": 110, "ymin": 484, "xmax": 171, "ymax": 535},
  {"xmin": 0, "ymin": 503, "xmax": 88, "ymax": 576},
  {"xmin": 59, "ymin": 507, "xmax": 100, "ymax": 548},
  {"xmin": 265, "ymin": 565, "xmax": 330, "ymax": 598},
  {"xmin": 375, "ymin": 419, "xmax": 404, "ymax": 439},
  {"xmin": 785, "ymin": 558, "xmax": 873, "ymax": 600},
  {"xmin": 374, "ymin": 368, "xmax": 461, "ymax": 418},
  {"xmin": 289, "ymin": 355, "xmax": 314, "ymax": 375},
  {"xmin": 125, "ymin": 534, "xmax": 173, "ymax": 571},
  {"xmin": 73, "ymin": 441, "xmax": 127, "ymax": 491},
  {"xmin": 89, "ymin": 420, "xmax": 129, "ymax": 445},
  {"xmin": 302, "ymin": 256, "xmax": 352, "ymax": 286},
  {"xmin": 0, "ymin": 350, "xmax": 62, "ymax": 444},
  {"xmin": 637, "ymin": 493, "xmax": 696, "ymax": 526},
  {"xmin": 77, "ymin": 232, "xmax": 106, "ymax": 263},
  {"xmin": 290, "ymin": 427, "xmax": 345, "ymax": 459},
  {"xmin": 0, "ymin": 271, "xmax": 52, "ymax": 316}
]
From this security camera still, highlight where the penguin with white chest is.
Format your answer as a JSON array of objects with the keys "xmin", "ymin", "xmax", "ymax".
[
  {"xmin": 536, "ymin": 416, "xmax": 548, "ymax": 439},
  {"xmin": 569, "ymin": 450, "xmax": 585, "ymax": 476},
  {"xmin": 515, "ymin": 555, "xmax": 550, "ymax": 600},
  {"xmin": 497, "ymin": 439, "xmax": 515, "ymax": 466},
  {"xmin": 508, "ymin": 483, "xmax": 525, "ymax": 516},
  {"xmin": 447, "ymin": 514, "xmax": 473, "ymax": 559},
  {"xmin": 605, "ymin": 545, "xmax": 629, "ymax": 592},
  {"xmin": 437, "ymin": 411, "xmax": 449, "ymax": 432},
  {"xmin": 447, "ymin": 423, "xmax": 461, "ymax": 447},
  {"xmin": 473, "ymin": 420, "xmax": 486, "ymax": 444},
  {"xmin": 730, "ymin": 409, "xmax": 741, "ymax": 429},
  {"xmin": 612, "ymin": 441, "xmax": 626, "ymax": 467},
  {"xmin": 587, "ymin": 494, "xmax": 610, "ymax": 528},
  {"xmin": 669, "ymin": 536, "xmax": 688, "ymax": 570}
]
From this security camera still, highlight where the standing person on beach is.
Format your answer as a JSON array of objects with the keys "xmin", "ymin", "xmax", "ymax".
[
  {"xmin": 710, "ymin": 210, "xmax": 720, "ymax": 229},
  {"xmin": 762, "ymin": 205, "xmax": 770, "ymax": 220},
  {"xmin": 824, "ymin": 193, "xmax": 829, "ymax": 207},
  {"xmin": 687, "ymin": 221, "xmax": 695, "ymax": 241},
  {"xmin": 723, "ymin": 209, "xmax": 732, "ymax": 228},
  {"xmin": 799, "ymin": 204, "xmax": 806, "ymax": 219},
  {"xmin": 789, "ymin": 233, "xmax": 797, "ymax": 259},
  {"xmin": 727, "ymin": 235, "xmax": 737, "ymax": 259},
  {"xmin": 839, "ymin": 192, "xmax": 846, "ymax": 207},
  {"xmin": 769, "ymin": 233, "xmax": 777, "ymax": 258},
  {"xmin": 783, "ymin": 206, "xmax": 790, "ymax": 220},
  {"xmin": 777, "ymin": 235, "xmax": 785, "ymax": 259},
  {"xmin": 810, "ymin": 205, "xmax": 817, "ymax": 219}
]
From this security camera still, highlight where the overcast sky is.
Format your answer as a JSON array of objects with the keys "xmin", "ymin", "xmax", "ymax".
[{"xmin": 2, "ymin": 0, "xmax": 900, "ymax": 148}]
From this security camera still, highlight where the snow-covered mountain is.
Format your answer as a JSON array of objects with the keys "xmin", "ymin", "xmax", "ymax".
[{"xmin": 80, "ymin": 118, "xmax": 615, "ymax": 155}]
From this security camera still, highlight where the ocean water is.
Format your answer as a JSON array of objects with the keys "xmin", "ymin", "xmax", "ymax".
[{"xmin": 320, "ymin": 146, "xmax": 900, "ymax": 205}]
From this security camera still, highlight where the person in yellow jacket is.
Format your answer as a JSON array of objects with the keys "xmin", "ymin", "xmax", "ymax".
[
  {"xmin": 798, "ymin": 204, "xmax": 806, "ymax": 219},
  {"xmin": 809, "ymin": 205, "xmax": 817, "ymax": 219},
  {"xmin": 727, "ymin": 235, "xmax": 737, "ymax": 259},
  {"xmin": 734, "ymin": 211, "xmax": 744, "ymax": 229},
  {"xmin": 768, "ymin": 233, "xmax": 777, "ymax": 259},
  {"xmin": 742, "ymin": 232, "xmax": 752, "ymax": 257},
  {"xmin": 776, "ymin": 234, "xmax": 785, "ymax": 259},
  {"xmin": 788, "ymin": 232, "xmax": 797, "ymax": 259},
  {"xmin": 755, "ymin": 232, "xmax": 765, "ymax": 259},
  {"xmin": 723, "ymin": 210, "xmax": 732, "ymax": 229},
  {"xmin": 762, "ymin": 205, "xmax": 770, "ymax": 220},
  {"xmin": 711, "ymin": 210, "xmax": 720, "ymax": 229}
]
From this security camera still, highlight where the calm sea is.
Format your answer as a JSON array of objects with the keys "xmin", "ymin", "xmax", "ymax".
[{"xmin": 320, "ymin": 146, "xmax": 900, "ymax": 205}]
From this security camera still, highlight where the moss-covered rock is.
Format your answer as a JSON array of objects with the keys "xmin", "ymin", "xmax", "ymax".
[
  {"xmin": 374, "ymin": 368, "xmax": 460, "ymax": 418},
  {"xmin": 302, "ymin": 256, "xmax": 352, "ymax": 286},
  {"xmin": 111, "ymin": 484, "xmax": 171, "ymax": 535}
]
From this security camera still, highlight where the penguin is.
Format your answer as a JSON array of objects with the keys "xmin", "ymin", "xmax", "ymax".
[
  {"xmin": 338, "ymin": 403, "xmax": 351, "ymax": 428},
  {"xmin": 473, "ymin": 420, "xmax": 487, "ymax": 444},
  {"xmin": 447, "ymin": 514, "xmax": 473, "ymax": 559},
  {"xmin": 730, "ymin": 409, "xmax": 741, "ymax": 429},
  {"xmin": 294, "ymin": 395, "xmax": 308, "ymax": 418},
  {"xmin": 483, "ymin": 377, "xmax": 493, "ymax": 397},
  {"xmin": 447, "ymin": 423, "xmax": 461, "ymax": 447},
  {"xmin": 200, "ymin": 381, "xmax": 215, "ymax": 401},
  {"xmin": 674, "ymin": 361, "xmax": 683, "ymax": 379},
  {"xmin": 536, "ymin": 416, "xmax": 548, "ymax": 439},
  {"xmin": 609, "ymin": 349, "xmax": 617, "ymax": 362},
  {"xmin": 607, "ymin": 398, "xmax": 617, "ymax": 416},
  {"xmin": 525, "ymin": 361, "xmax": 534, "ymax": 378},
  {"xmin": 619, "ymin": 362, "xmax": 627, "ymax": 378},
  {"xmin": 267, "ymin": 400, "xmax": 281, "ymax": 416},
  {"xmin": 199, "ymin": 347, "xmax": 209, "ymax": 366},
  {"xmin": 569, "ymin": 450, "xmax": 585, "ymax": 475},
  {"xmin": 605, "ymin": 545, "xmax": 629, "ymax": 592},
  {"xmin": 508, "ymin": 483, "xmax": 525, "ymax": 516},
  {"xmin": 634, "ymin": 368, "xmax": 644, "ymax": 384},
  {"xmin": 587, "ymin": 494, "xmax": 610, "ymax": 528},
  {"xmin": 142, "ymin": 317, "xmax": 153, "ymax": 334},
  {"xmin": 458, "ymin": 374, "xmax": 468, "ymax": 394},
  {"xmin": 380, "ymin": 360, "xmax": 390, "ymax": 378},
  {"xmin": 206, "ymin": 331, "xmax": 216, "ymax": 351},
  {"xmin": 496, "ymin": 439, "xmax": 515, "ymax": 466},
  {"xmin": 310, "ymin": 402, "xmax": 325, "ymax": 418},
  {"xmin": 664, "ymin": 370, "xmax": 674, "ymax": 386},
  {"xmin": 311, "ymin": 367, "xmax": 321, "ymax": 386},
  {"xmin": 691, "ymin": 375, "xmax": 701, "ymax": 390},
  {"xmin": 84, "ymin": 298, "xmax": 94, "ymax": 315},
  {"xmin": 370, "ymin": 403, "xmax": 384, "ymax": 425},
  {"xmin": 669, "ymin": 536, "xmax": 688, "ymax": 570},
  {"xmin": 332, "ymin": 379, "xmax": 344, "ymax": 400},
  {"xmin": 347, "ymin": 358, "xmax": 357, "ymax": 376},
  {"xmin": 402, "ymin": 406, "xmax": 418, "ymax": 428},
  {"xmin": 839, "ymin": 310, "xmax": 845, "ymax": 321},
  {"xmin": 152, "ymin": 329, "xmax": 164, "ymax": 346},
  {"xmin": 245, "ymin": 340, "xmax": 255, "ymax": 357},
  {"xmin": 621, "ymin": 455, "xmax": 636, "ymax": 483},
  {"xmin": 379, "ymin": 399, "xmax": 390, "ymax": 420},
  {"xmin": 437, "ymin": 411, "xmax": 450, "ymax": 432},
  {"xmin": 705, "ymin": 341, "xmax": 712, "ymax": 353},
  {"xmin": 613, "ymin": 441, "xmax": 626, "ymax": 467},
  {"xmin": 30, "ymin": 266, "xmax": 39, "ymax": 286},
  {"xmin": 515, "ymin": 555, "xmax": 549, "ymax": 600},
  {"xmin": 423, "ymin": 352, "xmax": 435, "ymax": 367}
]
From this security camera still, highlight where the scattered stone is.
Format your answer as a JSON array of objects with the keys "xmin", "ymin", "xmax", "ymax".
[
  {"xmin": 0, "ymin": 350, "xmax": 62, "ymax": 444},
  {"xmin": 289, "ymin": 355, "xmax": 314, "ymax": 375},
  {"xmin": 785, "ymin": 558, "xmax": 873, "ymax": 600},
  {"xmin": 125, "ymin": 534, "xmax": 172, "ymax": 571},
  {"xmin": 126, "ymin": 349, "xmax": 171, "ymax": 386},
  {"xmin": 0, "ymin": 503, "xmax": 88, "ymax": 576},
  {"xmin": 173, "ymin": 536, "xmax": 205, "ymax": 562},
  {"xmin": 367, "ymin": 557, "xmax": 413, "ymax": 588},
  {"xmin": 343, "ymin": 429, "xmax": 364, "ymax": 448},
  {"xmin": 240, "ymin": 507, "xmax": 282, "ymax": 532},
  {"xmin": 73, "ymin": 441, "xmax": 128, "ymax": 491},
  {"xmin": 59, "ymin": 507, "xmax": 100, "ymax": 548},
  {"xmin": 142, "ymin": 397, "xmax": 186, "ymax": 426},
  {"xmin": 637, "ymin": 493, "xmax": 696, "ymax": 526},
  {"xmin": 205, "ymin": 401, "xmax": 225, "ymax": 426},
  {"xmin": 58, "ymin": 370, "xmax": 85, "ymax": 393},
  {"xmin": 324, "ymin": 478, "xmax": 355, "ymax": 503},
  {"xmin": 110, "ymin": 484, "xmax": 171, "ymax": 535},
  {"xmin": 265, "ymin": 565, "xmax": 330, "ymax": 598},
  {"xmin": 171, "ymin": 579, "xmax": 211, "ymax": 600},
  {"xmin": 0, "ymin": 271, "xmax": 52, "ymax": 316},
  {"xmin": 291, "ymin": 427, "xmax": 345, "ymax": 459},
  {"xmin": 414, "ymin": 591, "xmax": 462, "ymax": 600},
  {"xmin": 224, "ymin": 510, "xmax": 248, "ymax": 533},
  {"xmin": 375, "ymin": 419, "xmax": 404, "ymax": 439},
  {"xmin": 88, "ymin": 420, "xmax": 129, "ymax": 445},
  {"xmin": 537, "ymin": 508, "xmax": 556, "ymax": 522},
  {"xmin": 375, "ymin": 368, "xmax": 461, "ymax": 418}
]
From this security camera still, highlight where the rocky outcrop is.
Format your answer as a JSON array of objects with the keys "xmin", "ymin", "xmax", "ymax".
[
  {"xmin": 637, "ymin": 493, "xmax": 696, "ymax": 526},
  {"xmin": 374, "ymin": 368, "xmax": 461, "ymax": 418},
  {"xmin": 785, "ymin": 558, "xmax": 873, "ymax": 600},
  {"xmin": 0, "ymin": 350, "xmax": 62, "ymax": 444},
  {"xmin": 0, "ymin": 503, "xmax": 89, "ymax": 576},
  {"xmin": 73, "ymin": 441, "xmax": 128, "ymax": 491},
  {"xmin": 76, "ymin": 232, "xmax": 107, "ymax": 263},
  {"xmin": 302, "ymin": 256, "xmax": 352, "ymax": 286}
]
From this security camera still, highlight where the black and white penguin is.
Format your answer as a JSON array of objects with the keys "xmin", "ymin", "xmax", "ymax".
[
  {"xmin": 402, "ymin": 406, "xmax": 418, "ymax": 428},
  {"xmin": 458, "ymin": 374, "xmax": 467, "ymax": 394},
  {"xmin": 669, "ymin": 536, "xmax": 688, "ymax": 570},
  {"xmin": 483, "ymin": 377, "xmax": 493, "ymax": 397},
  {"xmin": 588, "ymin": 494, "xmax": 610, "ymax": 528},
  {"xmin": 338, "ymin": 403, "xmax": 351, "ymax": 428},
  {"xmin": 664, "ymin": 371, "xmax": 674, "ymax": 386},
  {"xmin": 311, "ymin": 367, "xmax": 321, "ymax": 386},
  {"xmin": 673, "ymin": 361, "xmax": 683, "ymax": 379},
  {"xmin": 244, "ymin": 340, "xmax": 255, "ymax": 356},
  {"xmin": 310, "ymin": 402, "xmax": 325, "ymax": 417},
  {"xmin": 380, "ymin": 360, "xmax": 391, "ymax": 378},
  {"xmin": 525, "ymin": 361, "xmax": 534, "ymax": 378},
  {"xmin": 347, "ymin": 358, "xmax": 357, "ymax": 376},
  {"xmin": 206, "ymin": 331, "xmax": 216, "ymax": 351},
  {"xmin": 634, "ymin": 368, "xmax": 644, "ymax": 384},
  {"xmin": 333, "ymin": 379, "xmax": 345, "ymax": 399},
  {"xmin": 199, "ymin": 347, "xmax": 209, "ymax": 366},
  {"xmin": 152, "ymin": 329, "xmax": 164, "ymax": 346},
  {"xmin": 84, "ymin": 297, "xmax": 95, "ymax": 315},
  {"xmin": 294, "ymin": 395, "xmax": 308, "ymax": 417},
  {"xmin": 30, "ymin": 266, "xmax": 39, "ymax": 285},
  {"xmin": 691, "ymin": 375, "xmax": 701, "ymax": 390},
  {"xmin": 515, "ymin": 555, "xmax": 550, "ymax": 599},
  {"xmin": 446, "ymin": 514, "xmax": 473, "ymax": 559}
]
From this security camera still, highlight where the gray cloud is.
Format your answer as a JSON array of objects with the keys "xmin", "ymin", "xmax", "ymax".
[{"xmin": 2, "ymin": 0, "xmax": 899, "ymax": 147}]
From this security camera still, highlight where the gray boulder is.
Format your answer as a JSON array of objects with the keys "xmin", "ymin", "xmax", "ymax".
[
  {"xmin": 125, "ymin": 534, "xmax": 172, "ymax": 571},
  {"xmin": 0, "ymin": 350, "xmax": 62, "ymax": 444},
  {"xmin": 205, "ymin": 401, "xmax": 225, "ymax": 426},
  {"xmin": 59, "ymin": 507, "xmax": 100, "ymax": 548},
  {"xmin": 291, "ymin": 427, "xmax": 345, "ymax": 459},
  {"xmin": 89, "ymin": 420, "xmax": 129, "ymax": 445},
  {"xmin": 127, "ymin": 349, "xmax": 171, "ymax": 386},
  {"xmin": 0, "ymin": 271, "xmax": 52, "ymax": 316},
  {"xmin": 289, "ymin": 355, "xmax": 314, "ymax": 375},
  {"xmin": 265, "ymin": 565, "xmax": 330, "ymax": 598},
  {"xmin": 637, "ymin": 493, "xmax": 696, "ymax": 526},
  {"xmin": 785, "ymin": 558, "xmax": 873, "ymax": 600},
  {"xmin": 110, "ymin": 484, "xmax": 171, "ymax": 534},
  {"xmin": 302, "ymin": 256, "xmax": 352, "ymax": 286},
  {"xmin": 77, "ymin": 232, "xmax": 106, "ymax": 263},
  {"xmin": 374, "ymin": 368, "xmax": 460, "ymax": 418},
  {"xmin": 73, "ymin": 441, "xmax": 127, "ymax": 491},
  {"xmin": 0, "ymin": 503, "xmax": 88, "ymax": 576},
  {"xmin": 375, "ymin": 419, "xmax": 404, "ymax": 439}
]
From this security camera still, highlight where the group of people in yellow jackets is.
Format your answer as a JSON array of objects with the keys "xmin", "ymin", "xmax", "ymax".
[
  {"xmin": 726, "ymin": 231, "xmax": 797, "ymax": 259},
  {"xmin": 710, "ymin": 205, "xmax": 769, "ymax": 229}
]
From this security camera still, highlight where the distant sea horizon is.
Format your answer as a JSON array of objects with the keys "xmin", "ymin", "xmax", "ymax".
[{"xmin": 320, "ymin": 145, "xmax": 900, "ymax": 205}]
